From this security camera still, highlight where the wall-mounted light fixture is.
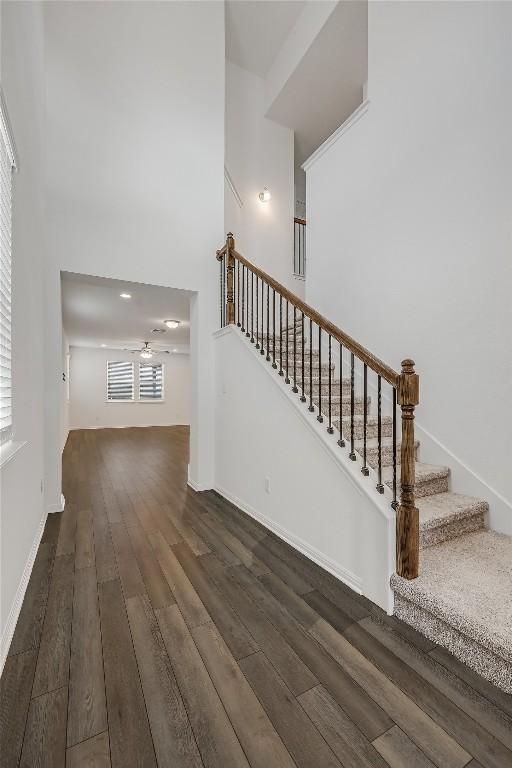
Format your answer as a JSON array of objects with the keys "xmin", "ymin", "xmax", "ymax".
[{"xmin": 259, "ymin": 187, "xmax": 271, "ymax": 203}]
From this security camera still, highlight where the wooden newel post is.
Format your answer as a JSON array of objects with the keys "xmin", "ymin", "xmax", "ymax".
[
  {"xmin": 225, "ymin": 233, "xmax": 235, "ymax": 324},
  {"xmin": 396, "ymin": 359, "xmax": 420, "ymax": 579}
]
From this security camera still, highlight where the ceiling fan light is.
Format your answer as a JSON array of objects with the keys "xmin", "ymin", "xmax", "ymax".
[
  {"xmin": 140, "ymin": 350, "xmax": 153, "ymax": 359},
  {"xmin": 164, "ymin": 319, "xmax": 180, "ymax": 329}
]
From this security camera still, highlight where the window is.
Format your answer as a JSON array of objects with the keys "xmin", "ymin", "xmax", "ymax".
[
  {"xmin": 0, "ymin": 91, "xmax": 16, "ymax": 445},
  {"xmin": 107, "ymin": 361, "xmax": 134, "ymax": 401},
  {"xmin": 139, "ymin": 362, "xmax": 163, "ymax": 400}
]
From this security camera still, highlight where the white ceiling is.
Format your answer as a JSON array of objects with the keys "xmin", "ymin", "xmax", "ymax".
[
  {"xmin": 62, "ymin": 273, "xmax": 192, "ymax": 351},
  {"xmin": 226, "ymin": 0, "xmax": 305, "ymax": 77}
]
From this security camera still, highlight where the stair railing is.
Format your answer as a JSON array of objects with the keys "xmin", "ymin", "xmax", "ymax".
[{"xmin": 216, "ymin": 233, "xmax": 420, "ymax": 579}]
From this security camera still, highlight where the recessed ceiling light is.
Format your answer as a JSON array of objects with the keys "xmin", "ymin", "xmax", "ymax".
[
  {"xmin": 120, "ymin": 292, "xmax": 131, "ymax": 299},
  {"xmin": 164, "ymin": 319, "xmax": 180, "ymax": 329},
  {"xmin": 173, "ymin": 348, "xmax": 177, "ymax": 353},
  {"xmin": 152, "ymin": 328, "xmax": 166, "ymax": 333},
  {"xmin": 101, "ymin": 344, "xmax": 107, "ymax": 347}
]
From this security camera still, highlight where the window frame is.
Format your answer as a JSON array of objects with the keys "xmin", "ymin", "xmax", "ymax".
[
  {"xmin": 0, "ymin": 88, "xmax": 17, "ymax": 447},
  {"xmin": 106, "ymin": 360, "xmax": 135, "ymax": 403},
  {"xmin": 138, "ymin": 361, "xmax": 165, "ymax": 402}
]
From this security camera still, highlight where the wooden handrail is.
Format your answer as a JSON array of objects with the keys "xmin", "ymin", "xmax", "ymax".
[
  {"xmin": 232, "ymin": 248, "xmax": 399, "ymax": 387},
  {"xmin": 216, "ymin": 233, "xmax": 419, "ymax": 580},
  {"xmin": 294, "ymin": 217, "xmax": 307, "ymax": 226}
]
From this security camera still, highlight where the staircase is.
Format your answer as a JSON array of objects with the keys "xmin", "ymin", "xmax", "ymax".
[{"xmin": 216, "ymin": 234, "xmax": 512, "ymax": 695}]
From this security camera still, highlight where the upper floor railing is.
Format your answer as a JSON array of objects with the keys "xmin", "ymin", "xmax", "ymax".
[
  {"xmin": 216, "ymin": 233, "xmax": 420, "ymax": 579},
  {"xmin": 294, "ymin": 217, "xmax": 306, "ymax": 277}
]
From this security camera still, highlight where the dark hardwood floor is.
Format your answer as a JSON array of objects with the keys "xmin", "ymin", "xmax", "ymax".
[{"xmin": 1, "ymin": 426, "xmax": 511, "ymax": 767}]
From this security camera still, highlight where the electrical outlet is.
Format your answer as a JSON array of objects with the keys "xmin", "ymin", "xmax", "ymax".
[{"xmin": 265, "ymin": 477, "xmax": 271, "ymax": 494}]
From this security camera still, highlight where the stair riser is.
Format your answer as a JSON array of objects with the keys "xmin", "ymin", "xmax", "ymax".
[
  {"xmin": 387, "ymin": 474, "xmax": 449, "ymax": 498},
  {"xmin": 306, "ymin": 381, "xmax": 351, "ymax": 396},
  {"xmin": 366, "ymin": 443, "xmax": 418, "ymax": 470},
  {"xmin": 335, "ymin": 420, "xmax": 394, "ymax": 440},
  {"xmin": 420, "ymin": 512, "xmax": 485, "ymax": 549},
  {"xmin": 393, "ymin": 594, "xmax": 512, "ymax": 694},
  {"xmin": 324, "ymin": 400, "xmax": 368, "ymax": 417}
]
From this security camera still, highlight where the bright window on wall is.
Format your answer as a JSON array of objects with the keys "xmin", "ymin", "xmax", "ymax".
[
  {"xmin": 139, "ymin": 362, "xmax": 163, "ymax": 400},
  {"xmin": 0, "ymin": 90, "xmax": 17, "ymax": 445},
  {"xmin": 107, "ymin": 361, "xmax": 135, "ymax": 401}
]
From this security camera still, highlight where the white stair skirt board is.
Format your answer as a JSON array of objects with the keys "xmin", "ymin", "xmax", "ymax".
[
  {"xmin": 46, "ymin": 493, "xmax": 66, "ymax": 514},
  {"xmin": 222, "ymin": 314, "xmax": 512, "ymax": 694},
  {"xmin": 0, "ymin": 511, "xmax": 47, "ymax": 675}
]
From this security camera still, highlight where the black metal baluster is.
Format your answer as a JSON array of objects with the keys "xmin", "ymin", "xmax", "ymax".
[
  {"xmin": 250, "ymin": 272, "xmax": 254, "ymax": 342},
  {"xmin": 327, "ymin": 335, "xmax": 333, "ymax": 433},
  {"xmin": 237, "ymin": 261, "xmax": 240, "ymax": 327},
  {"xmin": 292, "ymin": 306, "xmax": 298, "ymax": 392},
  {"xmin": 279, "ymin": 296, "xmax": 283, "ymax": 375},
  {"xmin": 272, "ymin": 290, "xmax": 277, "ymax": 368},
  {"xmin": 255, "ymin": 277, "xmax": 260, "ymax": 348},
  {"xmin": 317, "ymin": 327, "xmax": 323, "ymax": 422},
  {"xmin": 376, "ymin": 375, "xmax": 384, "ymax": 492},
  {"xmin": 361, "ymin": 364, "xmax": 369, "ymax": 475},
  {"xmin": 241, "ymin": 265, "xmax": 245, "ymax": 333},
  {"xmin": 219, "ymin": 255, "xmax": 223, "ymax": 326},
  {"xmin": 308, "ymin": 318, "xmax": 314, "ymax": 412},
  {"xmin": 260, "ymin": 279, "xmax": 265, "ymax": 355},
  {"xmin": 266, "ymin": 284, "xmax": 270, "ymax": 361},
  {"xmin": 392, "ymin": 386, "xmax": 398, "ymax": 508},
  {"xmin": 245, "ymin": 268, "xmax": 250, "ymax": 337},
  {"xmin": 338, "ymin": 343, "xmax": 345, "ymax": 446},
  {"xmin": 300, "ymin": 312, "xmax": 306, "ymax": 402},
  {"xmin": 285, "ymin": 301, "xmax": 290, "ymax": 382},
  {"xmin": 349, "ymin": 353, "xmax": 356, "ymax": 460}
]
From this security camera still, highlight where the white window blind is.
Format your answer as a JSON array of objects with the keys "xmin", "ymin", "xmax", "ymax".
[
  {"xmin": 107, "ymin": 361, "xmax": 134, "ymax": 401},
  {"xmin": 1, "ymin": 92, "xmax": 16, "ymax": 445},
  {"xmin": 139, "ymin": 362, "xmax": 163, "ymax": 400}
]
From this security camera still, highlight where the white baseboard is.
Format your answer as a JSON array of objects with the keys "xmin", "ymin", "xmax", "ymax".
[
  {"xmin": 0, "ymin": 510, "xmax": 48, "ymax": 675},
  {"xmin": 70, "ymin": 423, "xmax": 190, "ymax": 431},
  {"xmin": 215, "ymin": 484, "xmax": 363, "ymax": 595},
  {"xmin": 46, "ymin": 493, "xmax": 65, "ymax": 515}
]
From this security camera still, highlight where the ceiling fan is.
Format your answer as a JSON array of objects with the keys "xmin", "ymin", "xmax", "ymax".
[{"xmin": 123, "ymin": 341, "xmax": 170, "ymax": 359}]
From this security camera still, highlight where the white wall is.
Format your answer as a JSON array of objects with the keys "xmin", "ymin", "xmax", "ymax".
[
  {"xmin": 43, "ymin": 0, "xmax": 225, "ymax": 508},
  {"xmin": 224, "ymin": 61, "xmax": 299, "ymax": 294},
  {"xmin": 0, "ymin": 1, "xmax": 47, "ymax": 667},
  {"xmin": 61, "ymin": 328, "xmax": 69, "ymax": 451},
  {"xmin": 69, "ymin": 347, "xmax": 190, "ymax": 430},
  {"xmin": 305, "ymin": 1, "xmax": 512, "ymax": 533},
  {"xmin": 214, "ymin": 326, "xmax": 394, "ymax": 612}
]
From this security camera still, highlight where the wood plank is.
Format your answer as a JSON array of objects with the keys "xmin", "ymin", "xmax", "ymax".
[
  {"xmin": 230, "ymin": 565, "xmax": 392, "ymax": 741},
  {"xmin": 8, "ymin": 542, "xmax": 55, "ymax": 655},
  {"xmin": 311, "ymin": 618, "xmax": 471, "ymax": 768},
  {"xmin": 261, "ymin": 574, "xmax": 325, "ymax": 631},
  {"xmin": 429, "ymin": 646, "xmax": 512, "ymax": 720},
  {"xmin": 0, "ymin": 650, "xmax": 37, "ymax": 767},
  {"xmin": 92, "ymin": 508, "xmax": 117, "ymax": 583},
  {"xmin": 202, "ymin": 553, "xmax": 317, "ymax": 695},
  {"xmin": 19, "ymin": 686, "xmax": 68, "ymax": 768},
  {"xmin": 156, "ymin": 603, "xmax": 250, "ymax": 768},
  {"xmin": 343, "ymin": 620, "xmax": 512, "ymax": 768},
  {"xmin": 303, "ymin": 589, "xmax": 355, "ymax": 634},
  {"xmin": 75, "ymin": 509, "xmax": 95, "ymax": 569},
  {"xmin": 360, "ymin": 615, "xmax": 512, "ymax": 751},
  {"xmin": 239, "ymin": 651, "xmax": 342, "ymax": 768},
  {"xmin": 373, "ymin": 725, "xmax": 436, "ymax": 768},
  {"xmin": 126, "ymin": 523, "xmax": 175, "ymax": 610},
  {"xmin": 298, "ymin": 685, "xmax": 389, "ymax": 768},
  {"xmin": 67, "ymin": 565, "xmax": 107, "ymax": 747},
  {"xmin": 98, "ymin": 579, "xmax": 156, "ymax": 767},
  {"xmin": 110, "ymin": 522, "xmax": 145, "ymax": 598},
  {"xmin": 56, "ymin": 502, "xmax": 78, "ymax": 556},
  {"xmin": 32, "ymin": 554, "xmax": 74, "ymax": 697},
  {"xmin": 200, "ymin": 510, "xmax": 270, "ymax": 576},
  {"xmin": 162, "ymin": 502, "xmax": 210, "ymax": 556},
  {"xmin": 126, "ymin": 594, "xmax": 202, "ymax": 768},
  {"xmin": 192, "ymin": 622, "xmax": 296, "ymax": 768},
  {"xmin": 41, "ymin": 512, "xmax": 62, "ymax": 544},
  {"xmin": 173, "ymin": 542, "xmax": 258, "ymax": 660},
  {"xmin": 66, "ymin": 731, "xmax": 111, "ymax": 768},
  {"xmin": 149, "ymin": 532, "xmax": 211, "ymax": 628}
]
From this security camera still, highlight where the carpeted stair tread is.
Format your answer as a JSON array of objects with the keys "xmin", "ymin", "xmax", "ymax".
[
  {"xmin": 391, "ymin": 530, "xmax": 512, "ymax": 674},
  {"xmin": 382, "ymin": 462, "xmax": 450, "ymax": 497},
  {"xmin": 418, "ymin": 492, "xmax": 488, "ymax": 531}
]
